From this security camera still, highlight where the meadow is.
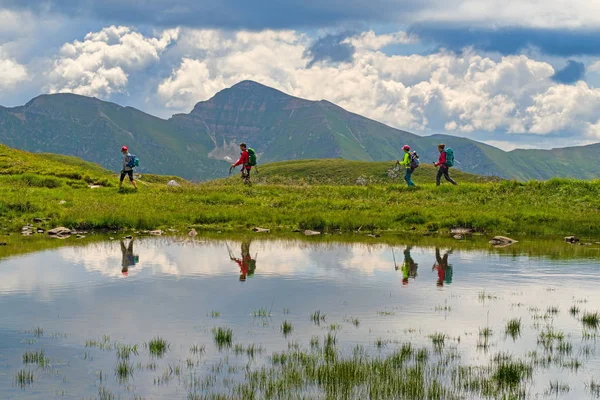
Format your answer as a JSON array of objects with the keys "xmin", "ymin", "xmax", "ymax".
[{"xmin": 1, "ymin": 146, "xmax": 599, "ymax": 237}]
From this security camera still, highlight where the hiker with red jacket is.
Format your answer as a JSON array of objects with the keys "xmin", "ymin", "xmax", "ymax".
[
  {"xmin": 231, "ymin": 142, "xmax": 252, "ymax": 184},
  {"xmin": 434, "ymin": 144, "xmax": 457, "ymax": 186}
]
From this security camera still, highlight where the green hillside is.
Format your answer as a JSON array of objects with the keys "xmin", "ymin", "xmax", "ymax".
[
  {"xmin": 1, "ymin": 80, "xmax": 599, "ymax": 181},
  {"xmin": 246, "ymin": 159, "xmax": 501, "ymax": 185}
]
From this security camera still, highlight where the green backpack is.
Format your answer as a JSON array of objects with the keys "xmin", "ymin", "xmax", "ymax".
[
  {"xmin": 247, "ymin": 148, "xmax": 257, "ymax": 167},
  {"xmin": 444, "ymin": 148, "xmax": 454, "ymax": 167}
]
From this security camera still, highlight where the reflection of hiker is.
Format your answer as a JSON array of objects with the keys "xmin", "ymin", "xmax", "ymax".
[
  {"xmin": 119, "ymin": 146, "xmax": 138, "ymax": 190},
  {"xmin": 229, "ymin": 241, "xmax": 257, "ymax": 282},
  {"xmin": 432, "ymin": 248, "xmax": 453, "ymax": 287},
  {"xmin": 230, "ymin": 143, "xmax": 256, "ymax": 185},
  {"xmin": 396, "ymin": 145, "xmax": 417, "ymax": 187},
  {"xmin": 434, "ymin": 144, "xmax": 457, "ymax": 186},
  {"xmin": 399, "ymin": 246, "xmax": 419, "ymax": 285},
  {"xmin": 120, "ymin": 239, "xmax": 138, "ymax": 276}
]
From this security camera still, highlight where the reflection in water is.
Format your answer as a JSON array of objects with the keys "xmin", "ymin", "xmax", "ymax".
[
  {"xmin": 228, "ymin": 240, "xmax": 257, "ymax": 281},
  {"xmin": 120, "ymin": 239, "xmax": 139, "ymax": 276},
  {"xmin": 0, "ymin": 237, "xmax": 599, "ymax": 399},
  {"xmin": 433, "ymin": 247, "xmax": 454, "ymax": 287}
]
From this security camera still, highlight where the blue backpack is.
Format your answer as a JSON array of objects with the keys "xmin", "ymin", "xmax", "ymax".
[
  {"xmin": 444, "ymin": 148, "xmax": 454, "ymax": 167},
  {"xmin": 126, "ymin": 154, "xmax": 139, "ymax": 168},
  {"xmin": 410, "ymin": 151, "xmax": 420, "ymax": 170}
]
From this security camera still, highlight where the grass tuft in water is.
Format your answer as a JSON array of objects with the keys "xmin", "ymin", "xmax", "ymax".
[
  {"xmin": 587, "ymin": 378, "xmax": 600, "ymax": 398},
  {"xmin": 429, "ymin": 333, "xmax": 446, "ymax": 350},
  {"xmin": 281, "ymin": 321, "xmax": 293, "ymax": 337},
  {"xmin": 345, "ymin": 316, "xmax": 360, "ymax": 327},
  {"xmin": 545, "ymin": 380, "xmax": 570, "ymax": 396},
  {"xmin": 115, "ymin": 361, "xmax": 134, "ymax": 383},
  {"xmin": 212, "ymin": 327, "xmax": 233, "ymax": 350},
  {"xmin": 546, "ymin": 306, "xmax": 560, "ymax": 315},
  {"xmin": 582, "ymin": 312, "xmax": 600, "ymax": 329},
  {"xmin": 116, "ymin": 344, "xmax": 139, "ymax": 360},
  {"xmin": 209, "ymin": 311, "xmax": 220, "ymax": 318},
  {"xmin": 98, "ymin": 386, "xmax": 115, "ymax": 400},
  {"xmin": 189, "ymin": 344, "xmax": 206, "ymax": 356},
  {"xmin": 253, "ymin": 308, "xmax": 271, "ymax": 318},
  {"xmin": 310, "ymin": 310, "xmax": 326, "ymax": 325},
  {"xmin": 14, "ymin": 369, "xmax": 34, "ymax": 388},
  {"xmin": 505, "ymin": 319, "xmax": 521, "ymax": 340},
  {"xmin": 22, "ymin": 350, "xmax": 49, "ymax": 367},
  {"xmin": 570, "ymin": 305, "xmax": 580, "ymax": 316},
  {"xmin": 147, "ymin": 337, "xmax": 169, "ymax": 358}
]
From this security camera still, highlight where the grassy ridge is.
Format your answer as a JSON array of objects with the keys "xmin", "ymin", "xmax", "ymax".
[{"xmin": 0, "ymin": 145, "xmax": 599, "ymax": 236}]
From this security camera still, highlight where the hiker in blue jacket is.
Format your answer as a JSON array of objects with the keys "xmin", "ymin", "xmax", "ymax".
[{"xmin": 119, "ymin": 146, "xmax": 138, "ymax": 190}]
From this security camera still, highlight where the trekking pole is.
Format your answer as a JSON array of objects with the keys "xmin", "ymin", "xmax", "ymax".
[{"xmin": 229, "ymin": 166, "xmax": 234, "ymax": 176}]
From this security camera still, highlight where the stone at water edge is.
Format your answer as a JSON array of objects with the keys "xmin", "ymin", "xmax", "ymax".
[
  {"xmin": 303, "ymin": 230, "xmax": 321, "ymax": 236},
  {"xmin": 188, "ymin": 229, "xmax": 198, "ymax": 237},
  {"xmin": 564, "ymin": 236, "xmax": 579, "ymax": 243},
  {"xmin": 48, "ymin": 227, "xmax": 71, "ymax": 236},
  {"xmin": 451, "ymin": 228, "xmax": 474, "ymax": 234},
  {"xmin": 252, "ymin": 227, "xmax": 270, "ymax": 233},
  {"xmin": 149, "ymin": 230, "xmax": 163, "ymax": 236},
  {"xmin": 488, "ymin": 236, "xmax": 518, "ymax": 246},
  {"xmin": 453, "ymin": 234, "xmax": 465, "ymax": 240}
]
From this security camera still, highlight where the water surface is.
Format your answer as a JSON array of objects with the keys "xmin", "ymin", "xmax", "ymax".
[{"xmin": 0, "ymin": 236, "xmax": 599, "ymax": 399}]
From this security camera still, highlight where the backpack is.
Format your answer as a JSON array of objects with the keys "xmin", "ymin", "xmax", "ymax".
[
  {"xmin": 410, "ymin": 151, "xmax": 420, "ymax": 170},
  {"xmin": 246, "ymin": 148, "xmax": 257, "ymax": 167},
  {"xmin": 126, "ymin": 154, "xmax": 139, "ymax": 168},
  {"xmin": 444, "ymin": 148, "xmax": 454, "ymax": 167}
]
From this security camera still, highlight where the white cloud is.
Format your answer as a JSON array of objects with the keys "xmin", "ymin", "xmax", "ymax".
[
  {"xmin": 46, "ymin": 26, "xmax": 179, "ymax": 98},
  {"xmin": 159, "ymin": 29, "xmax": 590, "ymax": 138},
  {"xmin": 345, "ymin": 30, "xmax": 416, "ymax": 51},
  {"xmin": 0, "ymin": 50, "xmax": 28, "ymax": 90}
]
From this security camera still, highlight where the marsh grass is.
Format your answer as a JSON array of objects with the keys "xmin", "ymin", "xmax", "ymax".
[
  {"xmin": 429, "ymin": 333, "xmax": 446, "ymax": 350},
  {"xmin": 97, "ymin": 386, "xmax": 115, "ymax": 400},
  {"xmin": 116, "ymin": 344, "xmax": 139, "ymax": 360},
  {"xmin": 310, "ymin": 310, "xmax": 326, "ymax": 325},
  {"xmin": 345, "ymin": 317, "xmax": 360, "ymax": 327},
  {"xmin": 189, "ymin": 345, "xmax": 206, "ymax": 356},
  {"xmin": 14, "ymin": 369, "xmax": 34, "ymax": 388},
  {"xmin": 209, "ymin": 311, "xmax": 220, "ymax": 318},
  {"xmin": 22, "ymin": 350, "xmax": 49, "ymax": 367},
  {"xmin": 505, "ymin": 319, "xmax": 522, "ymax": 340},
  {"xmin": 253, "ymin": 308, "xmax": 271, "ymax": 318},
  {"xmin": 570, "ymin": 305, "xmax": 580, "ymax": 316},
  {"xmin": 281, "ymin": 321, "xmax": 293, "ymax": 337},
  {"xmin": 146, "ymin": 337, "xmax": 169, "ymax": 358},
  {"xmin": 582, "ymin": 312, "xmax": 600, "ymax": 329},
  {"xmin": 212, "ymin": 327, "xmax": 233, "ymax": 350},
  {"xmin": 115, "ymin": 361, "xmax": 134, "ymax": 383},
  {"xmin": 587, "ymin": 378, "xmax": 600, "ymax": 398}
]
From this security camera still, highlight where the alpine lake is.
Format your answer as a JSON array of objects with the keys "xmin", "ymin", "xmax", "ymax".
[{"xmin": 0, "ymin": 233, "xmax": 599, "ymax": 400}]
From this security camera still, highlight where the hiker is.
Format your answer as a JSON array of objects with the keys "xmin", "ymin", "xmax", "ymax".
[
  {"xmin": 396, "ymin": 145, "xmax": 416, "ymax": 187},
  {"xmin": 432, "ymin": 247, "xmax": 453, "ymax": 287},
  {"xmin": 400, "ymin": 246, "xmax": 419, "ymax": 285},
  {"xmin": 119, "ymin": 146, "xmax": 138, "ymax": 190},
  {"xmin": 229, "ymin": 240, "xmax": 257, "ymax": 282},
  {"xmin": 434, "ymin": 144, "xmax": 457, "ymax": 186},
  {"xmin": 231, "ymin": 143, "xmax": 253, "ymax": 185},
  {"xmin": 120, "ymin": 238, "xmax": 138, "ymax": 276}
]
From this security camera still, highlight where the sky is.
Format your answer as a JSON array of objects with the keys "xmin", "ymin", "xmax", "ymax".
[{"xmin": 1, "ymin": 1, "xmax": 600, "ymax": 150}]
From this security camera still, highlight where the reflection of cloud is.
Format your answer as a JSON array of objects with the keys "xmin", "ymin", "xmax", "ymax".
[{"xmin": 0, "ymin": 239, "xmax": 413, "ymax": 299}]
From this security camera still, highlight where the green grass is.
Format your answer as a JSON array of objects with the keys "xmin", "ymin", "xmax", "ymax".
[
  {"xmin": 582, "ymin": 312, "xmax": 600, "ymax": 329},
  {"xmin": 116, "ymin": 344, "xmax": 139, "ymax": 360},
  {"xmin": 22, "ymin": 350, "xmax": 49, "ymax": 367},
  {"xmin": 212, "ymin": 327, "xmax": 233, "ymax": 350},
  {"xmin": 570, "ymin": 305, "xmax": 580, "ymax": 316},
  {"xmin": 2, "ymin": 147, "xmax": 600, "ymax": 236},
  {"xmin": 115, "ymin": 360, "xmax": 134, "ymax": 383},
  {"xmin": 14, "ymin": 369, "xmax": 34, "ymax": 388},
  {"xmin": 281, "ymin": 321, "xmax": 293, "ymax": 337},
  {"xmin": 310, "ymin": 310, "xmax": 326, "ymax": 325},
  {"xmin": 147, "ymin": 337, "xmax": 169, "ymax": 358},
  {"xmin": 505, "ymin": 319, "xmax": 522, "ymax": 340}
]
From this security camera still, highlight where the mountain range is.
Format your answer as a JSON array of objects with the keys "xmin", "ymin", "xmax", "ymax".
[{"xmin": 0, "ymin": 80, "xmax": 598, "ymax": 181}]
